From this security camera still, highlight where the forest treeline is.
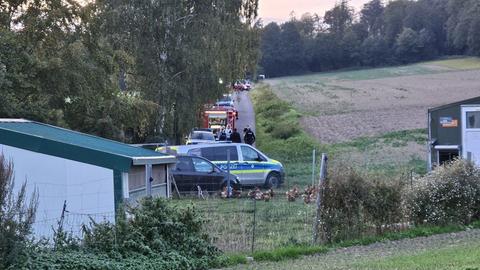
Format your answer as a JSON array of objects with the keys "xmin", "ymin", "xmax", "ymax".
[
  {"xmin": 0, "ymin": 0, "xmax": 259, "ymax": 143},
  {"xmin": 260, "ymin": 0, "xmax": 480, "ymax": 77}
]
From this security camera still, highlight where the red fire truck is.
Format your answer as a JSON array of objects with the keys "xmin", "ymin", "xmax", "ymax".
[{"xmin": 203, "ymin": 106, "xmax": 237, "ymax": 134}]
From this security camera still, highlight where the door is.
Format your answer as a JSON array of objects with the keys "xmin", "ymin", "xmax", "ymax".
[
  {"xmin": 462, "ymin": 106, "xmax": 480, "ymax": 166},
  {"xmin": 172, "ymin": 156, "xmax": 196, "ymax": 192},
  {"xmin": 239, "ymin": 145, "xmax": 266, "ymax": 185}
]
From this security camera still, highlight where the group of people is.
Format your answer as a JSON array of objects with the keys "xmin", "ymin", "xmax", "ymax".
[{"xmin": 217, "ymin": 124, "xmax": 255, "ymax": 145}]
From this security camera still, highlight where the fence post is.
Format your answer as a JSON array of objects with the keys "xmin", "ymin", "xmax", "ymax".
[
  {"xmin": 312, "ymin": 149, "xmax": 316, "ymax": 186},
  {"xmin": 312, "ymin": 153, "xmax": 328, "ymax": 245},
  {"xmin": 251, "ymin": 199, "xmax": 257, "ymax": 254}
]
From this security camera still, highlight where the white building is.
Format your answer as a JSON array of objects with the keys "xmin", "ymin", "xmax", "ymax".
[{"xmin": 0, "ymin": 119, "xmax": 176, "ymax": 237}]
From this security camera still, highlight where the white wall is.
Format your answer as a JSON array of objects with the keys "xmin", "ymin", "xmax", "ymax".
[{"xmin": 0, "ymin": 144, "xmax": 115, "ymax": 238}]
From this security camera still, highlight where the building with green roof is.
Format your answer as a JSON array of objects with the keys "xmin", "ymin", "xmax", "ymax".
[{"xmin": 0, "ymin": 119, "xmax": 176, "ymax": 237}]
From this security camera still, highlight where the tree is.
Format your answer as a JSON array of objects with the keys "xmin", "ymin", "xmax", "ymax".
[
  {"xmin": 361, "ymin": 35, "xmax": 390, "ymax": 66},
  {"xmin": 260, "ymin": 22, "xmax": 282, "ymax": 77},
  {"xmin": 360, "ymin": 0, "xmax": 385, "ymax": 36},
  {"xmin": 100, "ymin": 0, "xmax": 260, "ymax": 143},
  {"xmin": 395, "ymin": 28, "xmax": 421, "ymax": 63},
  {"xmin": 278, "ymin": 21, "xmax": 306, "ymax": 75},
  {"xmin": 384, "ymin": 0, "xmax": 409, "ymax": 45},
  {"xmin": 324, "ymin": 0, "xmax": 354, "ymax": 38}
]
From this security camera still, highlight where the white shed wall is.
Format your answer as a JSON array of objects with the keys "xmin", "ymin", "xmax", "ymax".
[{"xmin": 0, "ymin": 144, "xmax": 115, "ymax": 238}]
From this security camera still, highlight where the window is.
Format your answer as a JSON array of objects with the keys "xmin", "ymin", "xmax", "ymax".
[
  {"xmin": 188, "ymin": 148, "xmax": 201, "ymax": 157},
  {"xmin": 176, "ymin": 157, "xmax": 193, "ymax": 171},
  {"xmin": 241, "ymin": 146, "xmax": 266, "ymax": 162},
  {"xmin": 438, "ymin": 150, "xmax": 459, "ymax": 165},
  {"xmin": 467, "ymin": 111, "xmax": 480, "ymax": 129},
  {"xmin": 192, "ymin": 158, "xmax": 213, "ymax": 173},
  {"xmin": 200, "ymin": 146, "xmax": 238, "ymax": 161}
]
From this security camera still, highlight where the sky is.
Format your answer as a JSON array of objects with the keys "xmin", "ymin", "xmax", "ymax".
[{"xmin": 258, "ymin": 0, "xmax": 371, "ymax": 24}]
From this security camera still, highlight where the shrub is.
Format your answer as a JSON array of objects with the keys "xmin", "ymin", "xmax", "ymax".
[
  {"xmin": 80, "ymin": 198, "xmax": 222, "ymax": 269},
  {"xmin": 0, "ymin": 154, "xmax": 38, "ymax": 269},
  {"xmin": 364, "ymin": 179, "xmax": 404, "ymax": 234},
  {"xmin": 407, "ymin": 159, "xmax": 480, "ymax": 225},
  {"xmin": 320, "ymin": 168, "xmax": 370, "ymax": 242},
  {"xmin": 319, "ymin": 167, "xmax": 406, "ymax": 242}
]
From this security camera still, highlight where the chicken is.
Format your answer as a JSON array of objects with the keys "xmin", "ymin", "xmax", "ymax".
[{"xmin": 285, "ymin": 186, "xmax": 300, "ymax": 202}]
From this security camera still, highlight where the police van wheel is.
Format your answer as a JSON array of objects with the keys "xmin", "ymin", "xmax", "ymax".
[{"xmin": 265, "ymin": 173, "xmax": 281, "ymax": 189}]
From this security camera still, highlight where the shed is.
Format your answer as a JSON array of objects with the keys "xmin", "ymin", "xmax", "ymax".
[
  {"xmin": 0, "ymin": 119, "xmax": 176, "ymax": 237},
  {"xmin": 428, "ymin": 96, "xmax": 480, "ymax": 170}
]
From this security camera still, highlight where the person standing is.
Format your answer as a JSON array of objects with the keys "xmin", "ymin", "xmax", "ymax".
[
  {"xmin": 230, "ymin": 128, "xmax": 241, "ymax": 143},
  {"xmin": 243, "ymin": 125, "xmax": 256, "ymax": 145},
  {"xmin": 218, "ymin": 126, "xmax": 227, "ymax": 141},
  {"xmin": 225, "ymin": 124, "xmax": 233, "ymax": 140}
]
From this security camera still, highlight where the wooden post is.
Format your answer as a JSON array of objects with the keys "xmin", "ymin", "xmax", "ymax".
[{"xmin": 312, "ymin": 153, "xmax": 327, "ymax": 244}]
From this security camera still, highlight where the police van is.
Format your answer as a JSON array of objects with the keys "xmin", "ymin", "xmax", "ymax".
[{"xmin": 159, "ymin": 143, "xmax": 284, "ymax": 188}]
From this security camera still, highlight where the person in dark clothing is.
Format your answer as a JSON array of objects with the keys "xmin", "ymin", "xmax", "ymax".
[
  {"xmin": 243, "ymin": 126, "xmax": 255, "ymax": 145},
  {"xmin": 230, "ymin": 128, "xmax": 242, "ymax": 143}
]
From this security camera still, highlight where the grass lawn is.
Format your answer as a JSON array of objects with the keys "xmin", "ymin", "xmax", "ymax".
[
  {"xmin": 268, "ymin": 57, "xmax": 480, "ymax": 84},
  {"xmin": 427, "ymin": 56, "xmax": 480, "ymax": 70},
  {"xmin": 229, "ymin": 241, "xmax": 480, "ymax": 270}
]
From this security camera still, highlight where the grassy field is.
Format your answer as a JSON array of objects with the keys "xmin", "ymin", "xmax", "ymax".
[{"xmin": 229, "ymin": 240, "xmax": 480, "ymax": 270}]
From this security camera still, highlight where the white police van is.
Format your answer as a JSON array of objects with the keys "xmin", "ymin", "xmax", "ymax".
[{"xmin": 159, "ymin": 143, "xmax": 284, "ymax": 188}]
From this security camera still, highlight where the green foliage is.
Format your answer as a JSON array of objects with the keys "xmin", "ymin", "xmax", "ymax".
[
  {"xmin": 407, "ymin": 159, "xmax": 480, "ymax": 225},
  {"xmin": 0, "ymin": 154, "xmax": 38, "ymax": 269},
  {"xmin": 22, "ymin": 198, "xmax": 224, "ymax": 269},
  {"xmin": 253, "ymin": 86, "xmax": 303, "ymax": 141},
  {"xmin": 0, "ymin": 0, "xmax": 260, "ymax": 143},
  {"xmin": 253, "ymin": 245, "xmax": 328, "ymax": 262},
  {"xmin": 260, "ymin": 0, "xmax": 480, "ymax": 77}
]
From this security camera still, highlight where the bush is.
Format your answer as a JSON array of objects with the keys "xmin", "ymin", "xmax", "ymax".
[
  {"xmin": 407, "ymin": 159, "xmax": 480, "ymax": 225},
  {"xmin": 364, "ymin": 179, "xmax": 404, "ymax": 234},
  {"xmin": 320, "ymin": 168, "xmax": 370, "ymax": 242},
  {"xmin": 23, "ymin": 198, "xmax": 223, "ymax": 269},
  {"xmin": 320, "ymin": 167, "xmax": 405, "ymax": 242},
  {"xmin": 79, "ymin": 198, "xmax": 222, "ymax": 269}
]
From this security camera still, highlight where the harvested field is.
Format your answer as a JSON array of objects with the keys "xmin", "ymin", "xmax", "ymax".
[{"xmin": 266, "ymin": 58, "xmax": 480, "ymax": 144}]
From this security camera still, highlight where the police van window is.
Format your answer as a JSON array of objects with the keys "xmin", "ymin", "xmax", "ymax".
[
  {"xmin": 201, "ymin": 146, "xmax": 238, "ymax": 161},
  {"xmin": 188, "ymin": 148, "xmax": 202, "ymax": 157},
  {"xmin": 241, "ymin": 146, "xmax": 265, "ymax": 161}
]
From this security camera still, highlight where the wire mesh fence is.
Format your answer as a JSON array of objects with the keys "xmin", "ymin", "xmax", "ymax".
[{"xmin": 191, "ymin": 196, "xmax": 317, "ymax": 253}]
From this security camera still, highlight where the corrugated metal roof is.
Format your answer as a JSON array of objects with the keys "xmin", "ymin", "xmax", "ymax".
[{"xmin": 0, "ymin": 119, "xmax": 175, "ymax": 171}]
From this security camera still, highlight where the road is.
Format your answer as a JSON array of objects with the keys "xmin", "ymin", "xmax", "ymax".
[{"xmin": 233, "ymin": 90, "xmax": 256, "ymax": 144}]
